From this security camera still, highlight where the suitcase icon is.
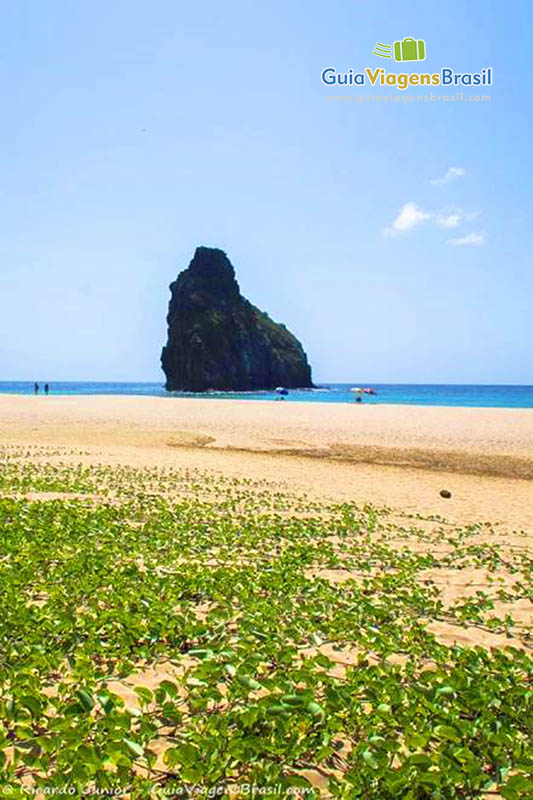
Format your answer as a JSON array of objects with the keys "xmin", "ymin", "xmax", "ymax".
[{"xmin": 393, "ymin": 38, "xmax": 426, "ymax": 62}]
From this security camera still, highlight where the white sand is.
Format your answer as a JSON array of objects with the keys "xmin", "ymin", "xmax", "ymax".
[{"xmin": 0, "ymin": 394, "xmax": 532, "ymax": 530}]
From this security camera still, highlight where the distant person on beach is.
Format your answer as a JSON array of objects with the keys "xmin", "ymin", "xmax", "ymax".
[
  {"xmin": 44, "ymin": 383, "xmax": 49, "ymax": 395},
  {"xmin": 34, "ymin": 382, "xmax": 39, "ymax": 395}
]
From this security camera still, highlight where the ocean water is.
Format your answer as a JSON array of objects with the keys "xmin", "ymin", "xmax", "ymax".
[{"xmin": 1, "ymin": 382, "xmax": 532, "ymax": 408}]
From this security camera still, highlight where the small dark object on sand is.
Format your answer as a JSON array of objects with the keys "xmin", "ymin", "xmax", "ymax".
[{"xmin": 440, "ymin": 489, "xmax": 452, "ymax": 499}]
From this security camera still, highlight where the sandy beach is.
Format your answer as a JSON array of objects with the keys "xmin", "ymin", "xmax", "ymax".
[
  {"xmin": 2, "ymin": 399, "xmax": 532, "ymax": 795},
  {"xmin": 1, "ymin": 394, "xmax": 532, "ymax": 531}
]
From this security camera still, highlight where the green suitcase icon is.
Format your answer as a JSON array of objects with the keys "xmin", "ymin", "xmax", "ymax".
[{"xmin": 393, "ymin": 38, "xmax": 426, "ymax": 62}]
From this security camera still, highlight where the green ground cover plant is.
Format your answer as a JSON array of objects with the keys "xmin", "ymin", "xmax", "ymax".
[{"xmin": 0, "ymin": 446, "xmax": 531, "ymax": 798}]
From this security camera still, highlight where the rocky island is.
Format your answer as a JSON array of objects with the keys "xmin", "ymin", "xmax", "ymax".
[{"xmin": 161, "ymin": 247, "xmax": 314, "ymax": 392}]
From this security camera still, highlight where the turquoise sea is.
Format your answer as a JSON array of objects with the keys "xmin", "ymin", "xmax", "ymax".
[{"xmin": 1, "ymin": 382, "xmax": 532, "ymax": 408}]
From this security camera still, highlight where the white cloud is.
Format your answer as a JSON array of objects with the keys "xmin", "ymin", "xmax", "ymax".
[
  {"xmin": 447, "ymin": 231, "xmax": 486, "ymax": 247},
  {"xmin": 384, "ymin": 202, "xmax": 432, "ymax": 235},
  {"xmin": 435, "ymin": 212, "xmax": 462, "ymax": 228},
  {"xmin": 384, "ymin": 168, "xmax": 486, "ymax": 244},
  {"xmin": 430, "ymin": 166, "xmax": 466, "ymax": 186},
  {"xmin": 385, "ymin": 204, "xmax": 479, "ymax": 236},
  {"xmin": 435, "ymin": 209, "xmax": 478, "ymax": 228}
]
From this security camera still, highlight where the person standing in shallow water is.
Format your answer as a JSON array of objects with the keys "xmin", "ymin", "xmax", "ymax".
[
  {"xmin": 34, "ymin": 382, "xmax": 39, "ymax": 395},
  {"xmin": 44, "ymin": 383, "xmax": 49, "ymax": 395}
]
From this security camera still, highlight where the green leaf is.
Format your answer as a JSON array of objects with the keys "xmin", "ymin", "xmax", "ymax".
[
  {"xmin": 362, "ymin": 750, "xmax": 379, "ymax": 769},
  {"xmin": 158, "ymin": 680, "xmax": 179, "ymax": 697},
  {"xmin": 433, "ymin": 724, "xmax": 461, "ymax": 743},
  {"xmin": 306, "ymin": 701, "xmax": 325, "ymax": 720},
  {"xmin": 500, "ymin": 776, "xmax": 533, "ymax": 800},
  {"xmin": 20, "ymin": 695, "xmax": 42, "ymax": 718},
  {"xmin": 238, "ymin": 676, "xmax": 262, "ymax": 691},
  {"xmin": 64, "ymin": 702, "xmax": 85, "ymax": 716},
  {"xmin": 122, "ymin": 738, "xmax": 144, "ymax": 759},
  {"xmin": 407, "ymin": 754, "xmax": 432, "ymax": 768},
  {"xmin": 134, "ymin": 686, "xmax": 153, "ymax": 705},
  {"xmin": 97, "ymin": 693, "xmax": 114, "ymax": 714},
  {"xmin": 188, "ymin": 649, "xmax": 214, "ymax": 660},
  {"xmin": 164, "ymin": 743, "xmax": 198, "ymax": 768},
  {"xmin": 266, "ymin": 705, "xmax": 290, "ymax": 717},
  {"xmin": 285, "ymin": 775, "xmax": 312, "ymax": 788},
  {"xmin": 436, "ymin": 685, "xmax": 455, "ymax": 697},
  {"xmin": 281, "ymin": 694, "xmax": 306, "ymax": 706},
  {"xmin": 75, "ymin": 690, "xmax": 94, "ymax": 712},
  {"xmin": 417, "ymin": 772, "xmax": 441, "ymax": 787}
]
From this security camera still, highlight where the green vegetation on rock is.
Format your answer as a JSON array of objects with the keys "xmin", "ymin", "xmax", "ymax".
[{"xmin": 161, "ymin": 247, "xmax": 314, "ymax": 391}]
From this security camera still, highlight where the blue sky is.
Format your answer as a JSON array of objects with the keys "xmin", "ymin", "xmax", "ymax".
[{"xmin": 0, "ymin": 0, "xmax": 531, "ymax": 384}]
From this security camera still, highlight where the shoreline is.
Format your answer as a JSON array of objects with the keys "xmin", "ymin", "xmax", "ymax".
[
  {"xmin": 1, "ymin": 382, "xmax": 533, "ymax": 411},
  {"xmin": 0, "ymin": 390, "xmax": 532, "ymax": 411}
]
